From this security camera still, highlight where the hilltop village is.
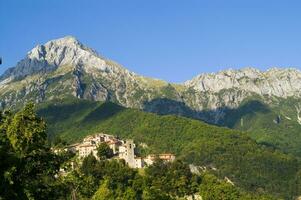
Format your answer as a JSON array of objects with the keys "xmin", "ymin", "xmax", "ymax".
[{"xmin": 67, "ymin": 133, "xmax": 175, "ymax": 168}]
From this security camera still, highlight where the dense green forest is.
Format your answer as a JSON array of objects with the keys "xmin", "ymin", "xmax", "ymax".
[
  {"xmin": 220, "ymin": 97, "xmax": 301, "ymax": 157},
  {"xmin": 36, "ymin": 99, "xmax": 301, "ymax": 199},
  {"xmin": 0, "ymin": 103, "xmax": 277, "ymax": 199}
]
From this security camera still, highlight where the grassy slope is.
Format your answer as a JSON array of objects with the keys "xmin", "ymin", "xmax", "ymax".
[
  {"xmin": 37, "ymin": 98, "xmax": 301, "ymax": 199},
  {"xmin": 221, "ymin": 97, "xmax": 301, "ymax": 156}
]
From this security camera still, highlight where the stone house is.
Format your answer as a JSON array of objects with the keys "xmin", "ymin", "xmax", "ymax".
[
  {"xmin": 143, "ymin": 153, "xmax": 176, "ymax": 166},
  {"xmin": 76, "ymin": 133, "xmax": 119, "ymax": 158}
]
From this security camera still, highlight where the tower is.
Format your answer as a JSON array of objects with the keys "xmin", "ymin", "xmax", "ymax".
[{"xmin": 125, "ymin": 139, "xmax": 135, "ymax": 168}]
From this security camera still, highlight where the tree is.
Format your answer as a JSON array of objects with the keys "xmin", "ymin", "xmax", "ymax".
[
  {"xmin": 7, "ymin": 103, "xmax": 47, "ymax": 156},
  {"xmin": 144, "ymin": 159, "xmax": 200, "ymax": 198},
  {"xmin": 0, "ymin": 103, "xmax": 62, "ymax": 200},
  {"xmin": 92, "ymin": 179, "xmax": 114, "ymax": 200},
  {"xmin": 142, "ymin": 187, "xmax": 171, "ymax": 200},
  {"xmin": 167, "ymin": 160, "xmax": 195, "ymax": 197},
  {"xmin": 61, "ymin": 170, "xmax": 98, "ymax": 200},
  {"xmin": 199, "ymin": 173, "xmax": 241, "ymax": 200},
  {"xmin": 122, "ymin": 187, "xmax": 137, "ymax": 200},
  {"xmin": 96, "ymin": 143, "xmax": 113, "ymax": 160},
  {"xmin": 53, "ymin": 136, "xmax": 67, "ymax": 147},
  {"xmin": 0, "ymin": 110, "xmax": 21, "ymax": 199},
  {"xmin": 81, "ymin": 153, "xmax": 99, "ymax": 176}
]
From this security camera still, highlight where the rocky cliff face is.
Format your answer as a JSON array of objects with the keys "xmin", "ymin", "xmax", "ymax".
[
  {"xmin": 1, "ymin": 36, "xmax": 301, "ymax": 125},
  {"xmin": 180, "ymin": 67, "xmax": 301, "ymax": 122},
  {"xmin": 185, "ymin": 67, "xmax": 301, "ymax": 98}
]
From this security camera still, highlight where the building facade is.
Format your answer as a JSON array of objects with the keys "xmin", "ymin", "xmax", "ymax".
[
  {"xmin": 144, "ymin": 154, "xmax": 176, "ymax": 166},
  {"xmin": 76, "ymin": 133, "xmax": 120, "ymax": 158}
]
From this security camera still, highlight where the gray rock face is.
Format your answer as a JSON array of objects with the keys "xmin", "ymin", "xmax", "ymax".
[
  {"xmin": 1, "ymin": 36, "xmax": 301, "ymax": 124},
  {"xmin": 185, "ymin": 67, "xmax": 301, "ymax": 98},
  {"xmin": 1, "ymin": 36, "xmax": 114, "ymax": 81},
  {"xmin": 84, "ymin": 82, "xmax": 109, "ymax": 101}
]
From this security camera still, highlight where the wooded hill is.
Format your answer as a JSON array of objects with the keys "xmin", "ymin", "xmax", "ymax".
[{"xmin": 36, "ymin": 98, "xmax": 301, "ymax": 199}]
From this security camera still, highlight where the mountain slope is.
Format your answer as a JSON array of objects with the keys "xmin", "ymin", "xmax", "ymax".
[
  {"xmin": 218, "ymin": 97, "xmax": 301, "ymax": 156},
  {"xmin": 1, "ymin": 36, "xmax": 301, "ymax": 157},
  {"xmin": 36, "ymin": 98, "xmax": 301, "ymax": 199},
  {"xmin": 0, "ymin": 36, "xmax": 176, "ymax": 110}
]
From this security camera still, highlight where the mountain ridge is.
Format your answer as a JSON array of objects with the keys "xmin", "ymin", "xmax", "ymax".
[
  {"xmin": 1, "ymin": 36, "xmax": 301, "ymax": 118},
  {"xmin": 185, "ymin": 67, "xmax": 301, "ymax": 98},
  {"xmin": 1, "ymin": 36, "xmax": 301, "ymax": 157},
  {"xmin": 2, "ymin": 36, "xmax": 301, "ymax": 95}
]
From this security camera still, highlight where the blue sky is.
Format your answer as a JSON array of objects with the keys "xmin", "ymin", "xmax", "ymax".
[{"xmin": 1, "ymin": 0, "xmax": 301, "ymax": 82}]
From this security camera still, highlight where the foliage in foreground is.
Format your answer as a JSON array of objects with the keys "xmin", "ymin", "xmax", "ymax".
[
  {"xmin": 67, "ymin": 154, "xmax": 275, "ymax": 200},
  {"xmin": 0, "ymin": 104, "xmax": 68, "ymax": 199}
]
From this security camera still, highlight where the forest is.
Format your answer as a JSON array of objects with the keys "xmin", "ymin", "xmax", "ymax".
[{"xmin": 0, "ymin": 103, "xmax": 298, "ymax": 199}]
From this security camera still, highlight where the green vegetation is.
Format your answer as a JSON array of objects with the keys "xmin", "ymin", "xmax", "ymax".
[
  {"xmin": 199, "ymin": 173, "xmax": 275, "ymax": 200},
  {"xmin": 220, "ymin": 97, "xmax": 301, "ymax": 156},
  {"xmin": 0, "ymin": 104, "xmax": 70, "ymax": 199},
  {"xmin": 37, "ymin": 98, "xmax": 301, "ymax": 199},
  {"xmin": 160, "ymin": 84, "xmax": 180, "ymax": 99},
  {"xmin": 72, "ymin": 155, "xmax": 273, "ymax": 200},
  {"xmin": 97, "ymin": 143, "xmax": 114, "ymax": 160}
]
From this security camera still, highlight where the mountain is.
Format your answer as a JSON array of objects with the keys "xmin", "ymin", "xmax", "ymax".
[
  {"xmin": 36, "ymin": 98, "xmax": 301, "ymax": 199},
  {"xmin": 0, "ymin": 36, "xmax": 160, "ymax": 108},
  {"xmin": 186, "ymin": 67, "xmax": 301, "ymax": 97},
  {"xmin": 1, "ymin": 36, "xmax": 301, "ymax": 156}
]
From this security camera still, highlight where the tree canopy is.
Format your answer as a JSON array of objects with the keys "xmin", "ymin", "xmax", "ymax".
[
  {"xmin": 0, "ymin": 103, "xmax": 64, "ymax": 200},
  {"xmin": 96, "ymin": 142, "xmax": 113, "ymax": 160}
]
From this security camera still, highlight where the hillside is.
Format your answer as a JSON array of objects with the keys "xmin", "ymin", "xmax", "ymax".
[
  {"xmin": 216, "ymin": 97, "xmax": 301, "ymax": 156},
  {"xmin": 37, "ymin": 98, "xmax": 301, "ymax": 199}
]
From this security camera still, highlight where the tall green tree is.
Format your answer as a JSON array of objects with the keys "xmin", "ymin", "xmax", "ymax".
[
  {"xmin": 7, "ymin": 103, "xmax": 47, "ymax": 155},
  {"xmin": 81, "ymin": 153, "xmax": 98, "ymax": 175},
  {"xmin": 0, "ymin": 103, "xmax": 62, "ymax": 200},
  {"xmin": 92, "ymin": 179, "xmax": 114, "ymax": 200},
  {"xmin": 96, "ymin": 143, "xmax": 113, "ymax": 160},
  {"xmin": 0, "ymin": 110, "xmax": 22, "ymax": 199},
  {"xmin": 145, "ymin": 159, "xmax": 199, "ymax": 198}
]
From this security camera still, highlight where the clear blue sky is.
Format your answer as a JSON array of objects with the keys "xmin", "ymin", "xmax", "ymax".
[{"xmin": 1, "ymin": 0, "xmax": 301, "ymax": 82}]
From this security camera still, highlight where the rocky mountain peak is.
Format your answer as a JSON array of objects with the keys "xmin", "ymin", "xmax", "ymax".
[
  {"xmin": 26, "ymin": 35, "xmax": 105, "ymax": 67},
  {"xmin": 185, "ymin": 67, "xmax": 301, "ymax": 98},
  {"xmin": 1, "ymin": 36, "xmax": 301, "ymax": 118},
  {"xmin": 27, "ymin": 36, "xmax": 82, "ymax": 59},
  {"xmin": 45, "ymin": 35, "xmax": 79, "ymax": 46},
  {"xmin": 0, "ymin": 36, "xmax": 126, "ymax": 82}
]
